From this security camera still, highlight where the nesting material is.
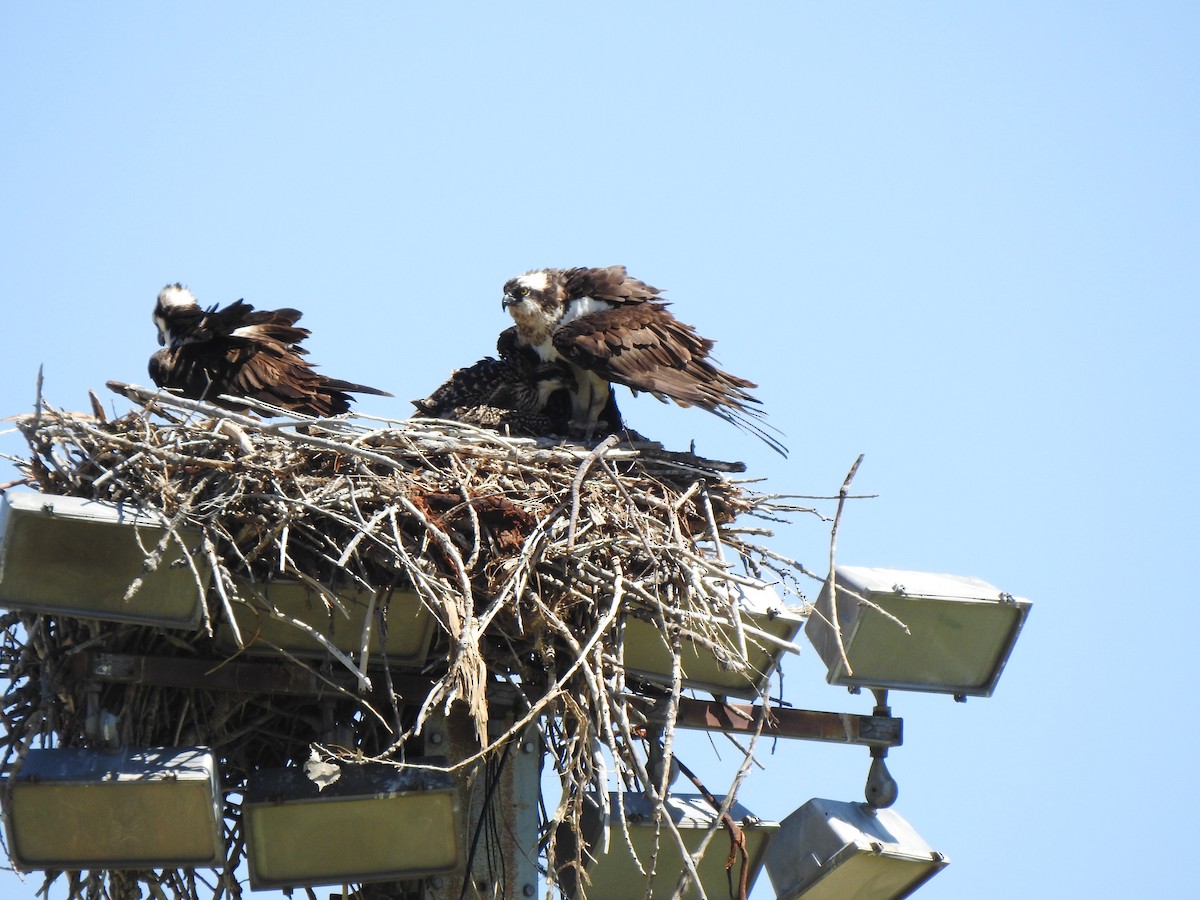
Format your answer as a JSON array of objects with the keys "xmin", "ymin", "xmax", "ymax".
[{"xmin": 0, "ymin": 383, "xmax": 824, "ymax": 900}]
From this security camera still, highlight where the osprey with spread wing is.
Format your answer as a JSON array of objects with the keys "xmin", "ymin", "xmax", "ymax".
[
  {"xmin": 500, "ymin": 266, "xmax": 786, "ymax": 455},
  {"xmin": 149, "ymin": 284, "xmax": 390, "ymax": 417}
]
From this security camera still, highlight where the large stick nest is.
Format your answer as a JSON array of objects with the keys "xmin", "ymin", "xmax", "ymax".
[{"xmin": 1, "ymin": 384, "xmax": 824, "ymax": 900}]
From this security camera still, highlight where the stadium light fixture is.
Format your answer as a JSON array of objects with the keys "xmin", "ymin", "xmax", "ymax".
[
  {"xmin": 2, "ymin": 746, "xmax": 224, "ymax": 871},
  {"xmin": 214, "ymin": 577, "xmax": 435, "ymax": 666},
  {"xmin": 557, "ymin": 792, "xmax": 777, "ymax": 899},
  {"xmin": 622, "ymin": 580, "xmax": 804, "ymax": 698},
  {"xmin": 764, "ymin": 797, "xmax": 948, "ymax": 900},
  {"xmin": 0, "ymin": 492, "xmax": 209, "ymax": 628},
  {"xmin": 242, "ymin": 759, "xmax": 460, "ymax": 890},
  {"xmin": 806, "ymin": 566, "xmax": 1031, "ymax": 698}
]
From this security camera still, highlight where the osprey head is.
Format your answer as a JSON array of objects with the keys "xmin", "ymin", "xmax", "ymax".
[
  {"xmin": 501, "ymin": 270, "xmax": 567, "ymax": 339},
  {"xmin": 153, "ymin": 283, "xmax": 200, "ymax": 347},
  {"xmin": 502, "ymin": 271, "xmax": 558, "ymax": 313}
]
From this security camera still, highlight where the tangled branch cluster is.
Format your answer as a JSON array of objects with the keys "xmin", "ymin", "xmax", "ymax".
[{"xmin": 1, "ymin": 384, "xmax": 826, "ymax": 900}]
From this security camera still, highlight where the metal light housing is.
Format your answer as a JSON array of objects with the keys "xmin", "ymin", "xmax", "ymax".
[
  {"xmin": 558, "ymin": 792, "xmax": 777, "ymax": 899},
  {"xmin": 215, "ymin": 578, "xmax": 435, "ymax": 667},
  {"xmin": 0, "ymin": 492, "xmax": 209, "ymax": 628},
  {"xmin": 764, "ymin": 798, "xmax": 948, "ymax": 900},
  {"xmin": 623, "ymin": 581, "xmax": 803, "ymax": 698},
  {"xmin": 2, "ymin": 746, "xmax": 224, "ymax": 871},
  {"xmin": 242, "ymin": 758, "xmax": 460, "ymax": 889},
  {"xmin": 806, "ymin": 566, "xmax": 1031, "ymax": 697}
]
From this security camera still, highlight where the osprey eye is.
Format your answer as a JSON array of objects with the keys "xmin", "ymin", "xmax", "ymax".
[{"xmin": 520, "ymin": 287, "xmax": 531, "ymax": 296}]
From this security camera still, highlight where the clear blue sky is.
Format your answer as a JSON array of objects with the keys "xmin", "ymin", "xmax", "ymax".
[{"xmin": 2, "ymin": 4, "xmax": 1197, "ymax": 898}]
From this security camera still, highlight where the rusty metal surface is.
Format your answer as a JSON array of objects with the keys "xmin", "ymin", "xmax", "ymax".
[{"xmin": 670, "ymin": 698, "xmax": 902, "ymax": 748}]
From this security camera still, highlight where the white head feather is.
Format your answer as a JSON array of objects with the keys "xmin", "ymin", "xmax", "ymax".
[
  {"xmin": 515, "ymin": 271, "xmax": 550, "ymax": 293},
  {"xmin": 157, "ymin": 283, "xmax": 199, "ymax": 310}
]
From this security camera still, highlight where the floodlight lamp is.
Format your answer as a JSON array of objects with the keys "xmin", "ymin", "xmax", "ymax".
[
  {"xmin": 622, "ymin": 580, "xmax": 804, "ymax": 698},
  {"xmin": 0, "ymin": 491, "xmax": 209, "ymax": 628},
  {"xmin": 557, "ymin": 792, "xmax": 777, "ymax": 899},
  {"xmin": 805, "ymin": 566, "xmax": 1031, "ymax": 698},
  {"xmin": 2, "ymin": 746, "xmax": 224, "ymax": 871},
  {"xmin": 764, "ymin": 798, "xmax": 948, "ymax": 900},
  {"xmin": 215, "ymin": 577, "xmax": 435, "ymax": 666},
  {"xmin": 242, "ymin": 757, "xmax": 460, "ymax": 889}
]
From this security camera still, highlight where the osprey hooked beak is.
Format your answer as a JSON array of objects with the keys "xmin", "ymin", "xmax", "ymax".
[{"xmin": 502, "ymin": 284, "xmax": 534, "ymax": 311}]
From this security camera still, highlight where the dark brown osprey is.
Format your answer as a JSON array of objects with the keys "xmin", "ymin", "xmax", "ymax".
[
  {"xmin": 412, "ymin": 328, "xmax": 627, "ymax": 438},
  {"xmin": 500, "ymin": 266, "xmax": 786, "ymax": 455},
  {"xmin": 412, "ymin": 342, "xmax": 573, "ymax": 436},
  {"xmin": 149, "ymin": 284, "xmax": 391, "ymax": 417}
]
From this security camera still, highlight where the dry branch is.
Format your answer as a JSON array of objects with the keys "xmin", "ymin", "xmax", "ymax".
[{"xmin": 0, "ymin": 384, "xmax": 852, "ymax": 900}]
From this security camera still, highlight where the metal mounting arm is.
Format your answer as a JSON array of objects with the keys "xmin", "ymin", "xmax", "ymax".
[{"xmin": 649, "ymin": 697, "xmax": 903, "ymax": 749}]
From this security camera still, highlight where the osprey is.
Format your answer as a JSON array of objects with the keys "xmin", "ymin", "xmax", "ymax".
[
  {"xmin": 149, "ymin": 283, "xmax": 391, "ymax": 417},
  {"xmin": 412, "ymin": 331, "xmax": 625, "ymax": 438},
  {"xmin": 412, "ymin": 348, "xmax": 572, "ymax": 436},
  {"xmin": 500, "ymin": 266, "xmax": 785, "ymax": 455}
]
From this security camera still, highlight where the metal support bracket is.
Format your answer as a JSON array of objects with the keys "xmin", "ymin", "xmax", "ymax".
[{"xmin": 646, "ymin": 697, "xmax": 902, "ymax": 749}]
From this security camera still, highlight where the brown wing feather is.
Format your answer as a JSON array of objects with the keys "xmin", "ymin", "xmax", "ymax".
[
  {"xmin": 196, "ymin": 301, "xmax": 310, "ymax": 348},
  {"xmin": 562, "ymin": 266, "xmax": 663, "ymax": 306},
  {"xmin": 224, "ymin": 341, "xmax": 361, "ymax": 414},
  {"xmin": 553, "ymin": 304, "xmax": 752, "ymax": 405},
  {"xmin": 552, "ymin": 303, "xmax": 787, "ymax": 455},
  {"xmin": 151, "ymin": 333, "xmax": 389, "ymax": 417}
]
